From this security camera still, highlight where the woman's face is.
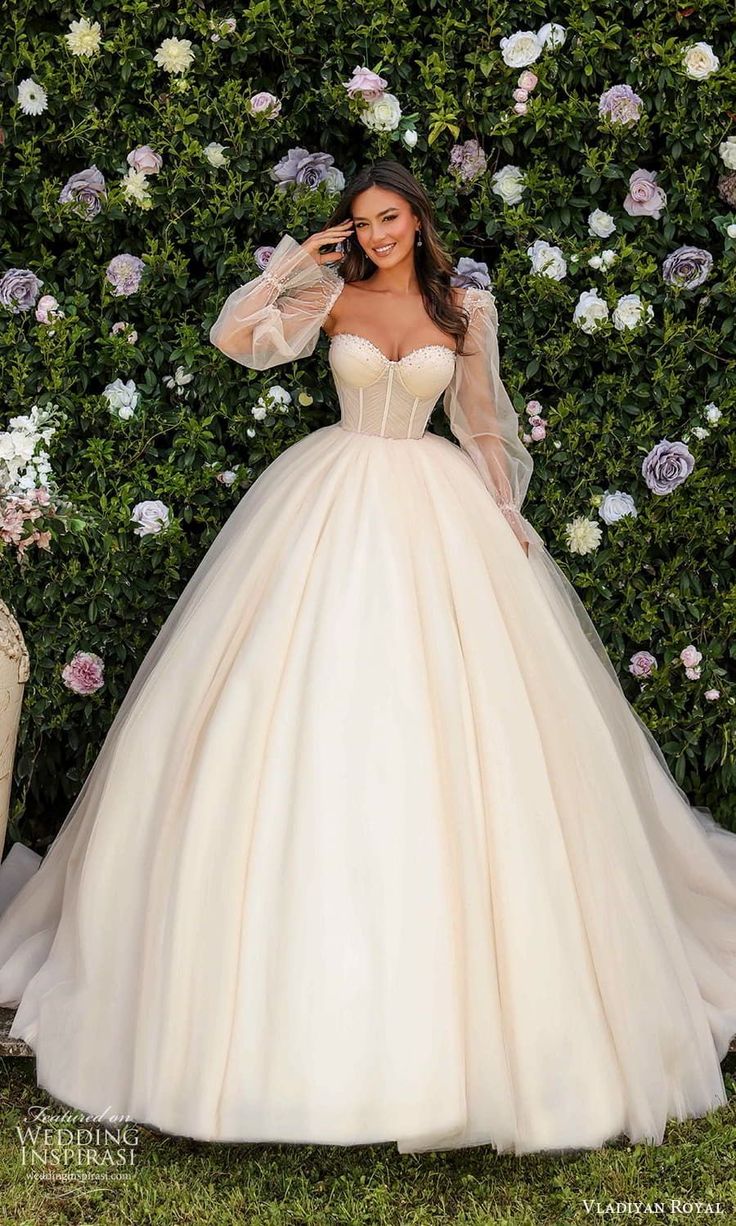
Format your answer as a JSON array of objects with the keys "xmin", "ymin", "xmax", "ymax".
[{"xmin": 349, "ymin": 187, "xmax": 420, "ymax": 268}]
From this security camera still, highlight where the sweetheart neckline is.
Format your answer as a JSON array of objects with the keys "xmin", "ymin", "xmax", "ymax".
[{"xmin": 329, "ymin": 332, "xmax": 457, "ymax": 366}]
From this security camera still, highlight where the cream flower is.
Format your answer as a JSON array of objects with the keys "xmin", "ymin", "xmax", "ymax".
[
  {"xmin": 527, "ymin": 239, "xmax": 567, "ymax": 280},
  {"xmin": 154, "ymin": 36, "xmax": 195, "ymax": 74},
  {"xmin": 64, "ymin": 17, "xmax": 102, "ymax": 57},
  {"xmin": 17, "ymin": 78, "xmax": 48, "ymax": 116},
  {"xmin": 491, "ymin": 164, "xmax": 527, "ymax": 205},
  {"xmin": 718, "ymin": 135, "xmax": 736, "ymax": 170},
  {"xmin": 360, "ymin": 93, "xmax": 402, "ymax": 132},
  {"xmin": 203, "ymin": 142, "xmax": 228, "ymax": 167},
  {"xmin": 573, "ymin": 288, "xmax": 610, "ymax": 333},
  {"xmin": 588, "ymin": 209, "xmax": 616, "ymax": 238},
  {"xmin": 682, "ymin": 41, "xmax": 720, "ymax": 79},
  {"xmin": 121, "ymin": 168, "xmax": 153, "ymax": 209},
  {"xmin": 565, "ymin": 516, "xmax": 603, "ymax": 555},
  {"xmin": 499, "ymin": 30, "xmax": 544, "ymax": 68},
  {"xmin": 612, "ymin": 293, "xmax": 654, "ymax": 331}
]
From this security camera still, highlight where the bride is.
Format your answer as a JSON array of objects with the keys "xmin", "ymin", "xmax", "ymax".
[{"xmin": 0, "ymin": 159, "xmax": 734, "ymax": 1156}]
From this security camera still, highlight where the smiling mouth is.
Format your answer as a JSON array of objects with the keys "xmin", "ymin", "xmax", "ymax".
[{"xmin": 373, "ymin": 243, "xmax": 396, "ymax": 255}]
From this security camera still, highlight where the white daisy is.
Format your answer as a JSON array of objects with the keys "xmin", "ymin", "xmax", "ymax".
[
  {"xmin": 17, "ymin": 78, "xmax": 48, "ymax": 116},
  {"xmin": 64, "ymin": 17, "xmax": 102, "ymax": 57}
]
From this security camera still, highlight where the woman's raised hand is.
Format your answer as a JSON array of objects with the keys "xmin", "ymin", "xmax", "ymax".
[{"xmin": 300, "ymin": 221, "xmax": 355, "ymax": 267}]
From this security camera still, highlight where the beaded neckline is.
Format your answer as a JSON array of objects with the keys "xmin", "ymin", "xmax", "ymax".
[{"xmin": 330, "ymin": 331, "xmax": 457, "ymax": 366}]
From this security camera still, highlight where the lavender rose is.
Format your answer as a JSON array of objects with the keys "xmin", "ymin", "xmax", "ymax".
[
  {"xmin": 270, "ymin": 147, "xmax": 336, "ymax": 191},
  {"xmin": 254, "ymin": 245, "xmax": 276, "ymax": 271},
  {"xmin": 59, "ymin": 164, "xmax": 107, "ymax": 217},
  {"xmin": 449, "ymin": 139, "xmax": 487, "ymax": 183},
  {"xmin": 452, "ymin": 257, "xmax": 492, "ymax": 290},
  {"xmin": 641, "ymin": 439, "xmax": 695, "ymax": 494},
  {"xmin": 661, "ymin": 245, "xmax": 713, "ymax": 289},
  {"xmin": 106, "ymin": 253, "xmax": 145, "ymax": 296},
  {"xmin": 0, "ymin": 267, "xmax": 44, "ymax": 313},
  {"xmin": 598, "ymin": 84, "xmax": 643, "ymax": 126}
]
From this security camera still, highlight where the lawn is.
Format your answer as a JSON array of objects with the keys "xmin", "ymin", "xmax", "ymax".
[{"xmin": 1, "ymin": 1054, "xmax": 734, "ymax": 1225}]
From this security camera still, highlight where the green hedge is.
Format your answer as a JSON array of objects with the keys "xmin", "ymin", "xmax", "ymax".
[{"xmin": 1, "ymin": 0, "xmax": 734, "ymax": 847}]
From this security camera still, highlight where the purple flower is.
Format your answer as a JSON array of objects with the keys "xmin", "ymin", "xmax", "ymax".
[
  {"xmin": 598, "ymin": 84, "xmax": 643, "ymax": 126},
  {"xmin": 448, "ymin": 139, "xmax": 487, "ymax": 184},
  {"xmin": 628, "ymin": 650, "xmax": 657, "ymax": 678},
  {"xmin": 641, "ymin": 439, "xmax": 695, "ymax": 495},
  {"xmin": 59, "ymin": 164, "xmax": 107, "ymax": 217},
  {"xmin": 270, "ymin": 147, "xmax": 336, "ymax": 191},
  {"xmin": 0, "ymin": 267, "xmax": 44, "ymax": 313},
  {"xmin": 661, "ymin": 245, "xmax": 713, "ymax": 289},
  {"xmin": 451, "ymin": 257, "xmax": 492, "ymax": 290},
  {"xmin": 254, "ymin": 244, "xmax": 276, "ymax": 271},
  {"xmin": 106, "ymin": 253, "xmax": 145, "ymax": 296}
]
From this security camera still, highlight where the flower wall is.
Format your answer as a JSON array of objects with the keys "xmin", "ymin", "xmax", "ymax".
[{"xmin": 1, "ymin": 1, "xmax": 735, "ymax": 845}]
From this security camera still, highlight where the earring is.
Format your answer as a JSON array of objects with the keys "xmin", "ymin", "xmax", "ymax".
[{"xmin": 416, "ymin": 229, "xmax": 423, "ymax": 247}]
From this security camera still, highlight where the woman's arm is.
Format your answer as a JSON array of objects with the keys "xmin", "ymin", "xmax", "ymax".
[
  {"xmin": 442, "ymin": 287, "xmax": 535, "ymax": 551},
  {"xmin": 209, "ymin": 233, "xmax": 345, "ymax": 370}
]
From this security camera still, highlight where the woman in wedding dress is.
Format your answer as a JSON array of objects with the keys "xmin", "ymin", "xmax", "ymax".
[{"xmin": 0, "ymin": 159, "xmax": 734, "ymax": 1157}]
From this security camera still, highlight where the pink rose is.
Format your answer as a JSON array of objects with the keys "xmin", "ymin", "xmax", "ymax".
[
  {"xmin": 628, "ymin": 649, "xmax": 657, "ymax": 678},
  {"xmin": 623, "ymin": 168, "xmax": 667, "ymax": 219},
  {"xmin": 61, "ymin": 650, "xmax": 105, "ymax": 695},
  {"xmin": 513, "ymin": 87, "xmax": 529, "ymax": 102},
  {"xmin": 525, "ymin": 399, "xmax": 543, "ymax": 416},
  {"xmin": 126, "ymin": 145, "xmax": 163, "ymax": 175},
  {"xmin": 248, "ymin": 91, "xmax": 282, "ymax": 117},
  {"xmin": 513, "ymin": 101, "xmax": 528, "ymax": 114},
  {"xmin": 35, "ymin": 294, "xmax": 62, "ymax": 323},
  {"xmin": 518, "ymin": 70, "xmax": 538, "ymax": 90},
  {"xmin": 343, "ymin": 66, "xmax": 388, "ymax": 101},
  {"xmin": 704, "ymin": 689, "xmax": 720, "ymax": 701},
  {"xmin": 530, "ymin": 424, "xmax": 546, "ymax": 440},
  {"xmin": 680, "ymin": 644, "xmax": 702, "ymax": 668}
]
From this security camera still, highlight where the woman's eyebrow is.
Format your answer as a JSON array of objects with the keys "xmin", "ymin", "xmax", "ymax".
[{"xmin": 352, "ymin": 208, "xmax": 397, "ymax": 221}]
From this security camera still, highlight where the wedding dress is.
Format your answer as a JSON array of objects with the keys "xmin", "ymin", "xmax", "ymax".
[{"xmin": 0, "ymin": 233, "xmax": 734, "ymax": 1156}]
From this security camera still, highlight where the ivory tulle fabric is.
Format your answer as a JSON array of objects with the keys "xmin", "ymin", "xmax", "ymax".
[{"xmin": 0, "ymin": 234, "xmax": 734, "ymax": 1156}]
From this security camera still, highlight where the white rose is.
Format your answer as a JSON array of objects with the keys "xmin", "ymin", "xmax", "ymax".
[
  {"xmin": 588, "ymin": 255, "xmax": 603, "ymax": 270},
  {"xmin": 691, "ymin": 425, "xmax": 710, "ymax": 440},
  {"xmin": 103, "ymin": 377, "xmax": 139, "ymax": 417},
  {"xmin": 600, "ymin": 249, "xmax": 617, "ymax": 267},
  {"xmin": 598, "ymin": 490, "xmax": 638, "ymax": 524},
  {"xmin": 703, "ymin": 402, "xmax": 721, "ymax": 424},
  {"xmin": 264, "ymin": 384, "xmax": 291, "ymax": 407},
  {"xmin": 527, "ymin": 239, "xmax": 567, "ymax": 280},
  {"xmin": 537, "ymin": 22, "xmax": 566, "ymax": 49},
  {"xmin": 324, "ymin": 166, "xmax": 345, "ymax": 193},
  {"xmin": 719, "ymin": 135, "xmax": 736, "ymax": 169},
  {"xmin": 727, "ymin": 222, "xmax": 736, "ymax": 238},
  {"xmin": 402, "ymin": 128, "xmax": 418, "ymax": 148},
  {"xmin": 499, "ymin": 30, "xmax": 544, "ymax": 68},
  {"xmin": 491, "ymin": 164, "xmax": 527, "ymax": 205},
  {"xmin": 612, "ymin": 293, "xmax": 654, "ymax": 331},
  {"xmin": 131, "ymin": 499, "xmax": 170, "ymax": 536},
  {"xmin": 573, "ymin": 288, "xmax": 610, "ymax": 333},
  {"xmin": 588, "ymin": 209, "xmax": 616, "ymax": 238},
  {"xmin": 251, "ymin": 402, "xmax": 267, "ymax": 420},
  {"xmin": 360, "ymin": 93, "xmax": 402, "ymax": 131},
  {"xmin": 203, "ymin": 142, "xmax": 228, "ymax": 167},
  {"xmin": 682, "ymin": 41, "xmax": 719, "ymax": 79}
]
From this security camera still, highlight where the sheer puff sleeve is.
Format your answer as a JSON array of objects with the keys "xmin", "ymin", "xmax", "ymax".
[
  {"xmin": 209, "ymin": 233, "xmax": 345, "ymax": 370},
  {"xmin": 443, "ymin": 287, "xmax": 535, "ymax": 548}
]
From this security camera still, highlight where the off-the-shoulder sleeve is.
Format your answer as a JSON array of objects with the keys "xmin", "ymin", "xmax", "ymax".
[
  {"xmin": 442, "ymin": 287, "xmax": 535, "ymax": 546},
  {"xmin": 209, "ymin": 233, "xmax": 344, "ymax": 370}
]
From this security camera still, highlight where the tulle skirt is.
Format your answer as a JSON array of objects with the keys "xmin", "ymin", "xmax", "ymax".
[{"xmin": 0, "ymin": 421, "xmax": 734, "ymax": 1154}]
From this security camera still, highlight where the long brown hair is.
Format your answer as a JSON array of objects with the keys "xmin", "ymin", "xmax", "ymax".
[{"xmin": 324, "ymin": 160, "xmax": 474, "ymax": 356}]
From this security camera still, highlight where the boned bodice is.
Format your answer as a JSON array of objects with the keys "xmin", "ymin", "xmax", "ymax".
[{"xmin": 328, "ymin": 332, "xmax": 457, "ymax": 439}]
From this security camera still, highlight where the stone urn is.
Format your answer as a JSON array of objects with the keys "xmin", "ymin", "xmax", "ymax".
[{"xmin": 0, "ymin": 598, "xmax": 39, "ymax": 915}]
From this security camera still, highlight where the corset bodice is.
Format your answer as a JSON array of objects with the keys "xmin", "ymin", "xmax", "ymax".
[{"xmin": 328, "ymin": 332, "xmax": 457, "ymax": 439}]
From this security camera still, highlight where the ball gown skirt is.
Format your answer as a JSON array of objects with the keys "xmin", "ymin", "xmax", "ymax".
[{"xmin": 0, "ymin": 234, "xmax": 734, "ymax": 1157}]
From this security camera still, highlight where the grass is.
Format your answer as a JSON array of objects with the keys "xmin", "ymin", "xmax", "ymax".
[{"xmin": 1, "ymin": 1055, "xmax": 734, "ymax": 1225}]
